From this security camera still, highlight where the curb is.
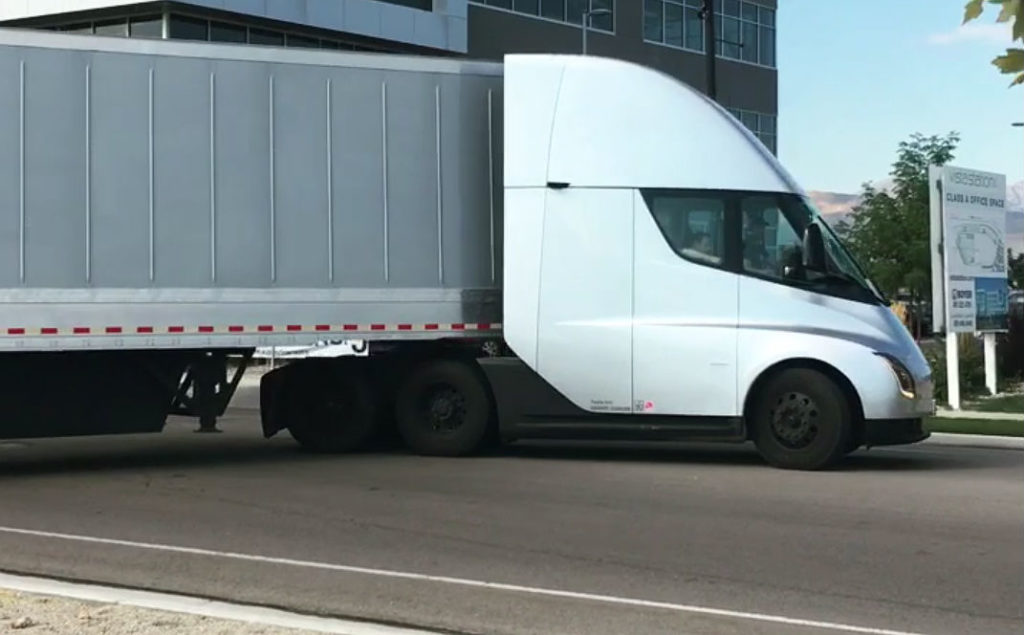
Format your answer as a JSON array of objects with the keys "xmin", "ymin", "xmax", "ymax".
[
  {"xmin": 0, "ymin": 571, "xmax": 435, "ymax": 635},
  {"xmin": 923, "ymin": 432, "xmax": 1024, "ymax": 451},
  {"xmin": 933, "ymin": 410, "xmax": 1022, "ymax": 421}
]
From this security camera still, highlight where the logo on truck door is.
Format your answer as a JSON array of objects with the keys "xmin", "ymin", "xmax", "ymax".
[{"xmin": 633, "ymin": 400, "xmax": 655, "ymax": 413}]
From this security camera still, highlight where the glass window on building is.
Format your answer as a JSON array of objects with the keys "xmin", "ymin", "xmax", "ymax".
[
  {"xmin": 513, "ymin": 0, "xmax": 540, "ymax": 14},
  {"xmin": 286, "ymin": 33, "xmax": 319, "ymax": 48},
  {"xmin": 250, "ymin": 28, "xmax": 284, "ymax": 47},
  {"xmin": 644, "ymin": 0, "xmax": 662, "ymax": 42},
  {"xmin": 647, "ymin": 0, "xmax": 775, "ymax": 67},
  {"xmin": 644, "ymin": 0, "xmax": 707, "ymax": 53},
  {"xmin": 93, "ymin": 18, "xmax": 127, "ymax": 37},
  {"xmin": 210, "ymin": 21, "xmax": 246, "ymax": 43},
  {"xmin": 541, "ymin": 0, "xmax": 566, "ymax": 20},
  {"xmin": 474, "ymin": 0, "xmax": 613, "ymax": 32},
  {"xmin": 169, "ymin": 15, "xmax": 209, "ymax": 41},
  {"xmin": 129, "ymin": 16, "xmax": 163, "ymax": 39},
  {"xmin": 62, "ymin": 23, "xmax": 94, "ymax": 34},
  {"xmin": 726, "ymin": 107, "xmax": 777, "ymax": 154},
  {"xmin": 380, "ymin": 0, "xmax": 433, "ymax": 9}
]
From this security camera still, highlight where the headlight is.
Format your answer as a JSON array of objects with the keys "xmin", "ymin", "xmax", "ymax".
[{"xmin": 875, "ymin": 353, "xmax": 916, "ymax": 399}]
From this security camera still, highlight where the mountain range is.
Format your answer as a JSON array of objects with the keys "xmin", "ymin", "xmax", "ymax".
[{"xmin": 809, "ymin": 180, "xmax": 1024, "ymax": 254}]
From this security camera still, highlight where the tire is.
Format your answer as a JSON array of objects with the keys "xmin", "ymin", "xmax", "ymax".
[
  {"xmin": 287, "ymin": 362, "xmax": 378, "ymax": 453},
  {"xmin": 394, "ymin": 359, "xmax": 493, "ymax": 457},
  {"xmin": 749, "ymin": 368, "xmax": 852, "ymax": 470}
]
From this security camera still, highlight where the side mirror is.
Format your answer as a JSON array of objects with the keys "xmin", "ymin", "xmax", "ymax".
[{"xmin": 802, "ymin": 223, "xmax": 827, "ymax": 272}]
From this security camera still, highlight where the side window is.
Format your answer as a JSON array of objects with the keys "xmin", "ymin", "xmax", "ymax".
[
  {"xmin": 741, "ymin": 196, "xmax": 803, "ymax": 279},
  {"xmin": 643, "ymin": 192, "xmax": 726, "ymax": 267}
]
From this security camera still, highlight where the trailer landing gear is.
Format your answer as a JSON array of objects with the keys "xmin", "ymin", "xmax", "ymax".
[{"xmin": 170, "ymin": 351, "xmax": 251, "ymax": 433}]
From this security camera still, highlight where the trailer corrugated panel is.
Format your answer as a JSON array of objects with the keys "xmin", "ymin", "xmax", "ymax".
[{"xmin": 0, "ymin": 29, "xmax": 503, "ymax": 350}]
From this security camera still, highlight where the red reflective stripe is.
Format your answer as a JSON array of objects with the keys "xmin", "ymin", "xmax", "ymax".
[{"xmin": 1, "ymin": 322, "xmax": 500, "ymax": 337}]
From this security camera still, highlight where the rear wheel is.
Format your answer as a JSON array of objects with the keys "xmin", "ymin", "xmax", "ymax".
[
  {"xmin": 749, "ymin": 368, "xmax": 852, "ymax": 470},
  {"xmin": 395, "ymin": 359, "xmax": 492, "ymax": 456},
  {"xmin": 287, "ymin": 362, "xmax": 378, "ymax": 453}
]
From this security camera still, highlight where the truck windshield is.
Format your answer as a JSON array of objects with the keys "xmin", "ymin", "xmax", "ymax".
[{"xmin": 742, "ymin": 193, "xmax": 885, "ymax": 304}]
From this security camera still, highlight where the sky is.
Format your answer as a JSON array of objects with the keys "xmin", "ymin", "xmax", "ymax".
[{"xmin": 778, "ymin": 0, "xmax": 1023, "ymax": 194}]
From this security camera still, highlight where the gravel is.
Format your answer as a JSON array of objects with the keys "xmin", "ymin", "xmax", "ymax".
[{"xmin": 0, "ymin": 588, "xmax": 317, "ymax": 634}]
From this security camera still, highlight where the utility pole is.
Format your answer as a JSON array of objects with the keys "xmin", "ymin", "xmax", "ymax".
[{"xmin": 700, "ymin": 0, "xmax": 718, "ymax": 101}]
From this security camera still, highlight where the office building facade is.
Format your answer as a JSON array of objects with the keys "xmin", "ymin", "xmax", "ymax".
[{"xmin": 0, "ymin": 0, "xmax": 777, "ymax": 151}]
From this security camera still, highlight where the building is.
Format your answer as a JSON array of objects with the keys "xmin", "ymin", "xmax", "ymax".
[
  {"xmin": 468, "ymin": 1, "xmax": 777, "ymax": 152},
  {"xmin": 0, "ymin": 0, "xmax": 776, "ymax": 151}
]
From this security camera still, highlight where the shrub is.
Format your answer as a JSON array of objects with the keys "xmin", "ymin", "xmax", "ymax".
[
  {"xmin": 997, "ymin": 312, "xmax": 1024, "ymax": 382},
  {"xmin": 923, "ymin": 335, "xmax": 987, "ymax": 403}
]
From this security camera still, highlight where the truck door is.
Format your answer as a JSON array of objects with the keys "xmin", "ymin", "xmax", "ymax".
[
  {"xmin": 631, "ymin": 189, "xmax": 739, "ymax": 416},
  {"xmin": 531, "ymin": 187, "xmax": 635, "ymax": 414}
]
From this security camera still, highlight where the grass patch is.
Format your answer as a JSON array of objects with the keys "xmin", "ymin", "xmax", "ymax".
[
  {"xmin": 966, "ymin": 393, "xmax": 1023, "ymax": 414},
  {"xmin": 925, "ymin": 417, "xmax": 1023, "ymax": 437}
]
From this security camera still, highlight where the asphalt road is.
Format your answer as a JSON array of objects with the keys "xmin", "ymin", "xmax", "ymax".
[{"xmin": 0, "ymin": 397, "xmax": 1021, "ymax": 635}]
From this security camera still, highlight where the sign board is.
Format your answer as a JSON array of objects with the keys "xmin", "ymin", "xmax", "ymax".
[{"xmin": 930, "ymin": 166, "xmax": 1008, "ymax": 333}]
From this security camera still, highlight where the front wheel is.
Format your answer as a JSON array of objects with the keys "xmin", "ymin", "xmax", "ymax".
[
  {"xmin": 394, "ymin": 359, "xmax": 493, "ymax": 457},
  {"xmin": 749, "ymin": 368, "xmax": 853, "ymax": 470}
]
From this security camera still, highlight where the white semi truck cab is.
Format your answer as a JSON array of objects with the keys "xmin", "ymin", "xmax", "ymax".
[
  {"xmin": 265, "ymin": 54, "xmax": 935, "ymax": 471},
  {"xmin": 0, "ymin": 31, "xmax": 934, "ymax": 469}
]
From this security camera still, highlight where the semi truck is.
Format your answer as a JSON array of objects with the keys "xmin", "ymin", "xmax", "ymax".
[{"xmin": 0, "ymin": 29, "xmax": 935, "ymax": 470}]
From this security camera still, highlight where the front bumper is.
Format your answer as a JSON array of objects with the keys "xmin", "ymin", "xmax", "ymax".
[{"xmin": 864, "ymin": 418, "xmax": 930, "ymax": 448}]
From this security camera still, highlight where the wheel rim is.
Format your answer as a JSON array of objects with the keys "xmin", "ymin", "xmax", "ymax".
[
  {"xmin": 420, "ymin": 383, "xmax": 467, "ymax": 433},
  {"xmin": 769, "ymin": 391, "xmax": 820, "ymax": 449}
]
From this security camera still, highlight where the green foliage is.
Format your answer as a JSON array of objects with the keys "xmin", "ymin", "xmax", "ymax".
[
  {"xmin": 923, "ymin": 316, "xmax": 1024, "ymax": 404},
  {"xmin": 998, "ymin": 311, "xmax": 1024, "ymax": 381},
  {"xmin": 923, "ymin": 336, "xmax": 988, "ymax": 403},
  {"xmin": 963, "ymin": 0, "xmax": 1024, "ymax": 86},
  {"xmin": 1010, "ymin": 250, "xmax": 1024, "ymax": 289},
  {"xmin": 835, "ymin": 132, "xmax": 959, "ymax": 304}
]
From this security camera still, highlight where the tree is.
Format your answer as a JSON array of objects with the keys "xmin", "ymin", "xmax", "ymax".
[
  {"xmin": 1010, "ymin": 249, "xmax": 1024, "ymax": 289},
  {"xmin": 963, "ymin": 0, "xmax": 1024, "ymax": 86},
  {"xmin": 835, "ymin": 132, "xmax": 960, "ymax": 337}
]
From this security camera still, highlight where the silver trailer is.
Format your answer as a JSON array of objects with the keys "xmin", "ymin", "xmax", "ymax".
[
  {"xmin": 0, "ymin": 29, "xmax": 502, "ymax": 439},
  {"xmin": 0, "ymin": 29, "xmax": 502, "ymax": 351}
]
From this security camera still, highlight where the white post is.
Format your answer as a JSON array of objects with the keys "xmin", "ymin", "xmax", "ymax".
[
  {"xmin": 983, "ymin": 332, "xmax": 998, "ymax": 395},
  {"xmin": 270, "ymin": 346, "xmax": 276, "ymax": 370},
  {"xmin": 946, "ymin": 333, "xmax": 961, "ymax": 410}
]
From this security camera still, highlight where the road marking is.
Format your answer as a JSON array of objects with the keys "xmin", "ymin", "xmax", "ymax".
[
  {"xmin": 0, "ymin": 525, "xmax": 922, "ymax": 635},
  {"xmin": 0, "ymin": 571, "xmax": 433, "ymax": 634}
]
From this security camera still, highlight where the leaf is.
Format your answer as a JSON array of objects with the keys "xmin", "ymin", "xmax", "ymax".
[
  {"xmin": 964, "ymin": 0, "xmax": 985, "ymax": 23},
  {"xmin": 993, "ymin": 47, "xmax": 1024, "ymax": 73},
  {"xmin": 996, "ymin": 0, "xmax": 1020, "ymax": 23},
  {"xmin": 1012, "ymin": 71, "xmax": 1024, "ymax": 85}
]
